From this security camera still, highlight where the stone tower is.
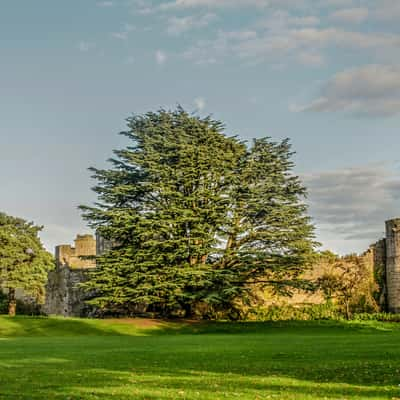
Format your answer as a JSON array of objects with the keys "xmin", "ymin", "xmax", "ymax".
[
  {"xmin": 385, "ymin": 219, "xmax": 400, "ymax": 313},
  {"xmin": 44, "ymin": 234, "xmax": 96, "ymax": 316},
  {"xmin": 55, "ymin": 234, "xmax": 96, "ymax": 269}
]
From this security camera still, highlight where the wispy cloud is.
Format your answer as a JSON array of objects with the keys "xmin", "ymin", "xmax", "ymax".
[
  {"xmin": 330, "ymin": 7, "xmax": 369, "ymax": 23},
  {"xmin": 97, "ymin": 1, "xmax": 114, "ymax": 7},
  {"xmin": 294, "ymin": 64, "xmax": 400, "ymax": 117},
  {"xmin": 160, "ymin": 0, "xmax": 270, "ymax": 10},
  {"xmin": 183, "ymin": 26, "xmax": 400, "ymax": 66},
  {"xmin": 132, "ymin": 0, "xmax": 310, "ymax": 13},
  {"xmin": 258, "ymin": 10, "xmax": 320, "ymax": 31},
  {"xmin": 297, "ymin": 52, "xmax": 325, "ymax": 67},
  {"xmin": 111, "ymin": 23, "xmax": 135, "ymax": 40},
  {"xmin": 304, "ymin": 163, "xmax": 400, "ymax": 252},
  {"xmin": 155, "ymin": 50, "xmax": 167, "ymax": 65},
  {"xmin": 166, "ymin": 13, "xmax": 216, "ymax": 35},
  {"xmin": 77, "ymin": 41, "xmax": 95, "ymax": 52},
  {"xmin": 372, "ymin": 0, "xmax": 400, "ymax": 20},
  {"xmin": 126, "ymin": 56, "xmax": 135, "ymax": 64},
  {"xmin": 194, "ymin": 97, "xmax": 206, "ymax": 111}
]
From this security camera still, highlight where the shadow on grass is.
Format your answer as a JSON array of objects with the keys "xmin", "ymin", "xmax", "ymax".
[
  {"xmin": 0, "ymin": 315, "xmax": 175, "ymax": 337},
  {"xmin": 0, "ymin": 358, "xmax": 399, "ymax": 400},
  {"xmin": 1, "ymin": 317, "xmax": 400, "ymax": 399},
  {"xmin": 1, "ymin": 315, "xmax": 397, "ymax": 338}
]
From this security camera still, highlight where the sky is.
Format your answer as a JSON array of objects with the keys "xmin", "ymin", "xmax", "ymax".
[{"xmin": 1, "ymin": 0, "xmax": 400, "ymax": 255}]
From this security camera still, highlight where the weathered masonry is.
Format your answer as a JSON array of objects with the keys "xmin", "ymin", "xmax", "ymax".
[
  {"xmin": 385, "ymin": 219, "xmax": 400, "ymax": 313},
  {"xmin": 364, "ymin": 218, "xmax": 400, "ymax": 313},
  {"xmin": 42, "ymin": 218, "xmax": 400, "ymax": 317},
  {"xmin": 43, "ymin": 234, "xmax": 96, "ymax": 317}
]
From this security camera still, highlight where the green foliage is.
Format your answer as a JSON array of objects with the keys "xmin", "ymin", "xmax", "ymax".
[
  {"xmin": 81, "ymin": 108, "xmax": 316, "ymax": 317},
  {"xmin": 0, "ymin": 212, "xmax": 54, "ymax": 314},
  {"xmin": 0, "ymin": 291, "xmax": 7, "ymax": 313},
  {"xmin": 0, "ymin": 292, "xmax": 42, "ymax": 316},
  {"xmin": 248, "ymin": 302, "xmax": 340, "ymax": 321},
  {"xmin": 316, "ymin": 254, "xmax": 379, "ymax": 318},
  {"xmin": 353, "ymin": 312, "xmax": 400, "ymax": 322}
]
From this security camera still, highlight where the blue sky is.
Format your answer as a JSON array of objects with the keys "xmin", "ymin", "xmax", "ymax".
[{"xmin": 1, "ymin": 0, "xmax": 400, "ymax": 254}]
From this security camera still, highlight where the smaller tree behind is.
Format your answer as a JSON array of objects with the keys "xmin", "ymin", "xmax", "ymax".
[
  {"xmin": 317, "ymin": 253, "xmax": 379, "ymax": 319},
  {"xmin": 0, "ymin": 212, "xmax": 54, "ymax": 316}
]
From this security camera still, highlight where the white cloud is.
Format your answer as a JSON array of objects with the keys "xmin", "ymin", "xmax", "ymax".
[
  {"xmin": 194, "ymin": 97, "xmax": 206, "ymax": 111},
  {"xmin": 167, "ymin": 13, "xmax": 216, "ymax": 35},
  {"xmin": 126, "ymin": 56, "xmax": 135, "ymax": 64},
  {"xmin": 290, "ymin": 16, "xmax": 321, "ymax": 26},
  {"xmin": 330, "ymin": 7, "xmax": 369, "ymax": 23},
  {"xmin": 111, "ymin": 24, "xmax": 135, "ymax": 40},
  {"xmin": 304, "ymin": 163, "xmax": 400, "ymax": 253},
  {"xmin": 155, "ymin": 50, "xmax": 167, "ymax": 65},
  {"xmin": 258, "ymin": 10, "xmax": 320, "ymax": 31},
  {"xmin": 160, "ymin": 0, "xmax": 269, "ymax": 10},
  {"xmin": 295, "ymin": 64, "xmax": 400, "ymax": 117},
  {"xmin": 372, "ymin": 0, "xmax": 400, "ymax": 20},
  {"xmin": 97, "ymin": 1, "xmax": 114, "ymax": 7},
  {"xmin": 297, "ymin": 52, "xmax": 325, "ymax": 67},
  {"xmin": 77, "ymin": 41, "xmax": 95, "ymax": 52},
  {"xmin": 319, "ymin": 0, "xmax": 357, "ymax": 7},
  {"xmin": 112, "ymin": 32, "xmax": 128, "ymax": 40},
  {"xmin": 137, "ymin": 0, "xmax": 308, "ymax": 13},
  {"xmin": 184, "ymin": 27, "xmax": 400, "ymax": 66}
]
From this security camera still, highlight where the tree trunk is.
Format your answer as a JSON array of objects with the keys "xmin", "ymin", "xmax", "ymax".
[
  {"xmin": 182, "ymin": 302, "xmax": 192, "ymax": 318},
  {"xmin": 8, "ymin": 287, "xmax": 16, "ymax": 317},
  {"xmin": 345, "ymin": 301, "xmax": 350, "ymax": 320}
]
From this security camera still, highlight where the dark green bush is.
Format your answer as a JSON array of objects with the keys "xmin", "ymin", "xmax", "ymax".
[
  {"xmin": 0, "ymin": 291, "xmax": 43, "ymax": 316},
  {"xmin": 0, "ymin": 292, "xmax": 7, "ymax": 314}
]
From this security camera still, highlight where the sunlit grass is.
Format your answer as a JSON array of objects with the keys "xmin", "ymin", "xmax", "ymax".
[{"xmin": 0, "ymin": 316, "xmax": 400, "ymax": 399}]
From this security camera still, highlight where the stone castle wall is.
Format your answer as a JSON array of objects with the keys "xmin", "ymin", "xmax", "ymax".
[
  {"xmin": 43, "ymin": 234, "xmax": 97, "ymax": 316},
  {"xmin": 367, "ymin": 239, "xmax": 387, "ymax": 310},
  {"xmin": 385, "ymin": 219, "xmax": 400, "ymax": 313},
  {"xmin": 43, "ymin": 219, "xmax": 400, "ymax": 316},
  {"xmin": 56, "ymin": 234, "xmax": 96, "ymax": 269},
  {"xmin": 43, "ymin": 265, "xmax": 93, "ymax": 317}
]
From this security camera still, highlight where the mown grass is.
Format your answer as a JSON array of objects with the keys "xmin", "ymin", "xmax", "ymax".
[{"xmin": 1, "ymin": 316, "xmax": 400, "ymax": 399}]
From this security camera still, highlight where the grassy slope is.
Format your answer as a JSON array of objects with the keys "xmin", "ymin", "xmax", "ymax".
[{"xmin": 0, "ymin": 317, "xmax": 400, "ymax": 399}]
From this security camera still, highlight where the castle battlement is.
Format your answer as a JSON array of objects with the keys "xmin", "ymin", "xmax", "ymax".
[
  {"xmin": 55, "ymin": 234, "xmax": 96, "ymax": 269},
  {"xmin": 44, "ymin": 221, "xmax": 400, "ymax": 317}
]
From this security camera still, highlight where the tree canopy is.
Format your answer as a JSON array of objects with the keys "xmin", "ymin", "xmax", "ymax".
[
  {"xmin": 81, "ymin": 108, "xmax": 316, "ymax": 318},
  {"xmin": 0, "ymin": 212, "xmax": 54, "ymax": 316}
]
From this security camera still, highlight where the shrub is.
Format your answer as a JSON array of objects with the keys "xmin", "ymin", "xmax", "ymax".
[
  {"xmin": 0, "ymin": 291, "xmax": 43, "ymax": 316},
  {"xmin": 248, "ymin": 303, "xmax": 340, "ymax": 321},
  {"xmin": 0, "ymin": 292, "xmax": 7, "ymax": 314},
  {"xmin": 353, "ymin": 313, "xmax": 400, "ymax": 322}
]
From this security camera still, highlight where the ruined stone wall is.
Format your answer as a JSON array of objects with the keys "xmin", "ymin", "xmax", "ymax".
[
  {"xmin": 55, "ymin": 235, "xmax": 96, "ymax": 269},
  {"xmin": 385, "ymin": 219, "xmax": 400, "ymax": 313},
  {"xmin": 43, "ymin": 221, "xmax": 400, "ymax": 316},
  {"xmin": 44, "ymin": 234, "xmax": 96, "ymax": 317},
  {"xmin": 264, "ymin": 246, "xmax": 385, "ymax": 310},
  {"xmin": 43, "ymin": 266, "xmax": 94, "ymax": 317},
  {"xmin": 366, "ymin": 239, "xmax": 387, "ymax": 310}
]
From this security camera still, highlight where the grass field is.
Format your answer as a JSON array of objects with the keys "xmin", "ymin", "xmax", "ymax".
[{"xmin": 1, "ymin": 317, "xmax": 400, "ymax": 399}]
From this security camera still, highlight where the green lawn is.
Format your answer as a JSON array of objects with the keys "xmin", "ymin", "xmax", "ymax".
[{"xmin": 0, "ymin": 317, "xmax": 400, "ymax": 399}]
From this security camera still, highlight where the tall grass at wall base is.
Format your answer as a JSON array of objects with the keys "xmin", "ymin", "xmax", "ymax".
[
  {"xmin": 248, "ymin": 303, "xmax": 400, "ymax": 322},
  {"xmin": 248, "ymin": 303, "xmax": 340, "ymax": 321},
  {"xmin": 352, "ymin": 313, "xmax": 400, "ymax": 322}
]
